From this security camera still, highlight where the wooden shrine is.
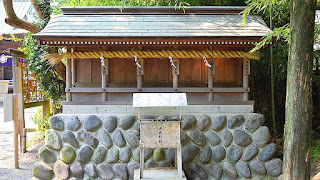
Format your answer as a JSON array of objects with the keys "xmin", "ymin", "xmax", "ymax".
[{"xmin": 33, "ymin": 6, "xmax": 271, "ymax": 107}]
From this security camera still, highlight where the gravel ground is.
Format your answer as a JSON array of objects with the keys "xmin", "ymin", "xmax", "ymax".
[{"xmin": 0, "ymin": 132, "xmax": 41, "ymax": 180}]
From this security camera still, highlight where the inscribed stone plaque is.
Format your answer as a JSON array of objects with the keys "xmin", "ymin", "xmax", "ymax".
[{"xmin": 140, "ymin": 121, "xmax": 180, "ymax": 148}]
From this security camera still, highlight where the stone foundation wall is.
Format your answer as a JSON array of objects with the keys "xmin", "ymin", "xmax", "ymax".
[{"xmin": 31, "ymin": 113, "xmax": 282, "ymax": 180}]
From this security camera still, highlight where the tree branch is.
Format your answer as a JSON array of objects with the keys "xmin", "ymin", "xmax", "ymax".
[
  {"xmin": 30, "ymin": 0, "xmax": 44, "ymax": 19},
  {"xmin": 3, "ymin": 0, "xmax": 41, "ymax": 33}
]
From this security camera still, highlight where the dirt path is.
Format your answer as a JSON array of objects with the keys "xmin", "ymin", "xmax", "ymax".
[{"xmin": 0, "ymin": 133, "xmax": 41, "ymax": 180}]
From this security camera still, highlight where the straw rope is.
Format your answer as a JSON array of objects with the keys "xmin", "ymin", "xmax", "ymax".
[{"xmin": 45, "ymin": 50, "xmax": 259, "ymax": 65}]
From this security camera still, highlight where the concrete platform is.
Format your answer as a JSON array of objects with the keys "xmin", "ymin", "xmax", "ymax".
[{"xmin": 134, "ymin": 169, "xmax": 187, "ymax": 180}]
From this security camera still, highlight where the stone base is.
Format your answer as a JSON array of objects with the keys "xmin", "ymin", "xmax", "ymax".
[
  {"xmin": 134, "ymin": 169, "xmax": 186, "ymax": 180},
  {"xmin": 63, "ymin": 104, "xmax": 254, "ymax": 114},
  {"xmin": 32, "ymin": 113, "xmax": 283, "ymax": 180}
]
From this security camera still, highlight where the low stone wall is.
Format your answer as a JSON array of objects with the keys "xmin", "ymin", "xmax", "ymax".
[{"xmin": 31, "ymin": 113, "xmax": 282, "ymax": 180}]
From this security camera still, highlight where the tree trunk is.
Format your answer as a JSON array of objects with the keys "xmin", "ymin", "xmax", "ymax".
[{"xmin": 282, "ymin": 0, "xmax": 316, "ymax": 179}]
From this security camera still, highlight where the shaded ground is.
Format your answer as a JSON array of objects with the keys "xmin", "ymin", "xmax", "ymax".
[{"xmin": 0, "ymin": 133, "xmax": 41, "ymax": 180}]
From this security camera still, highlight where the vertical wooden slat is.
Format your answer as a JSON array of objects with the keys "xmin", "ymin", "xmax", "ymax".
[
  {"xmin": 102, "ymin": 58, "xmax": 108, "ymax": 101},
  {"xmin": 243, "ymin": 57, "xmax": 249, "ymax": 101},
  {"xmin": 66, "ymin": 49, "xmax": 72, "ymax": 101},
  {"xmin": 16, "ymin": 67, "xmax": 25, "ymax": 153},
  {"xmin": 71, "ymin": 58, "xmax": 76, "ymax": 86},
  {"xmin": 137, "ymin": 59, "xmax": 143, "ymax": 88},
  {"xmin": 208, "ymin": 59, "xmax": 214, "ymax": 101},
  {"xmin": 172, "ymin": 59, "xmax": 179, "ymax": 89}
]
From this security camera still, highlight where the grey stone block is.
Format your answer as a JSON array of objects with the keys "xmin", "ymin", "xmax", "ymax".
[
  {"xmin": 205, "ymin": 130, "xmax": 221, "ymax": 146},
  {"xmin": 249, "ymin": 160, "xmax": 266, "ymax": 176},
  {"xmin": 66, "ymin": 116, "xmax": 81, "ymax": 131},
  {"xmin": 186, "ymin": 130, "xmax": 206, "ymax": 146},
  {"xmin": 77, "ymin": 146, "xmax": 93, "ymax": 164},
  {"xmin": 104, "ymin": 116, "xmax": 118, "ymax": 133},
  {"xmin": 258, "ymin": 143, "xmax": 276, "ymax": 162},
  {"xmin": 227, "ymin": 115, "xmax": 244, "ymax": 129},
  {"xmin": 253, "ymin": 126, "xmax": 270, "ymax": 147},
  {"xmin": 120, "ymin": 146, "xmax": 131, "ymax": 163},
  {"xmin": 128, "ymin": 162, "xmax": 140, "ymax": 178},
  {"xmin": 107, "ymin": 147, "xmax": 119, "ymax": 163},
  {"xmin": 84, "ymin": 163, "xmax": 98, "ymax": 178},
  {"xmin": 70, "ymin": 162, "xmax": 84, "ymax": 179},
  {"xmin": 223, "ymin": 162, "xmax": 237, "ymax": 179},
  {"xmin": 125, "ymin": 130, "xmax": 140, "ymax": 148},
  {"xmin": 182, "ymin": 115, "xmax": 196, "ymax": 130},
  {"xmin": 49, "ymin": 116, "xmax": 64, "ymax": 131},
  {"xmin": 227, "ymin": 145, "xmax": 242, "ymax": 163},
  {"xmin": 76, "ymin": 130, "xmax": 99, "ymax": 148},
  {"xmin": 244, "ymin": 114, "xmax": 264, "ymax": 133},
  {"xmin": 119, "ymin": 115, "xmax": 136, "ymax": 130},
  {"xmin": 97, "ymin": 163, "xmax": 114, "ymax": 180},
  {"xmin": 97, "ymin": 130, "xmax": 113, "ymax": 149},
  {"xmin": 91, "ymin": 146, "xmax": 107, "ymax": 164},
  {"xmin": 83, "ymin": 115, "xmax": 102, "ymax": 132},
  {"xmin": 233, "ymin": 130, "xmax": 252, "ymax": 147},
  {"xmin": 197, "ymin": 115, "xmax": 211, "ymax": 131},
  {"xmin": 62, "ymin": 131, "xmax": 79, "ymax": 148},
  {"xmin": 199, "ymin": 146, "xmax": 212, "ymax": 164},
  {"xmin": 112, "ymin": 129, "xmax": 126, "ymax": 148},
  {"xmin": 221, "ymin": 130, "xmax": 233, "ymax": 147},
  {"xmin": 212, "ymin": 146, "xmax": 226, "ymax": 163},
  {"xmin": 235, "ymin": 161, "xmax": 251, "ymax": 178},
  {"xmin": 189, "ymin": 163, "xmax": 208, "ymax": 180},
  {"xmin": 113, "ymin": 163, "xmax": 128, "ymax": 180},
  {"xmin": 182, "ymin": 145, "xmax": 200, "ymax": 163},
  {"xmin": 38, "ymin": 146, "xmax": 56, "ymax": 163},
  {"xmin": 45, "ymin": 129, "xmax": 62, "ymax": 151},
  {"xmin": 206, "ymin": 164, "xmax": 222, "ymax": 179},
  {"xmin": 212, "ymin": 115, "xmax": 227, "ymax": 131},
  {"xmin": 242, "ymin": 144, "xmax": 259, "ymax": 161},
  {"xmin": 265, "ymin": 158, "xmax": 282, "ymax": 177}
]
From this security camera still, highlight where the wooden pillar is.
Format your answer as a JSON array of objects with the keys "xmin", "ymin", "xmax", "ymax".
[
  {"xmin": 13, "ymin": 94, "xmax": 19, "ymax": 169},
  {"xmin": 16, "ymin": 67, "xmax": 25, "ymax": 153},
  {"xmin": 66, "ymin": 49, "xmax": 72, "ymax": 101},
  {"xmin": 137, "ymin": 59, "xmax": 143, "ymax": 89},
  {"xmin": 12, "ymin": 55, "xmax": 17, "ymax": 94},
  {"xmin": 172, "ymin": 59, "xmax": 179, "ymax": 89},
  {"xmin": 243, "ymin": 57, "xmax": 250, "ymax": 101},
  {"xmin": 101, "ymin": 57, "xmax": 108, "ymax": 101},
  {"xmin": 71, "ymin": 58, "xmax": 76, "ymax": 87},
  {"xmin": 208, "ymin": 59, "xmax": 214, "ymax": 101},
  {"xmin": 1, "ymin": 65, "xmax": 4, "ymax": 80}
]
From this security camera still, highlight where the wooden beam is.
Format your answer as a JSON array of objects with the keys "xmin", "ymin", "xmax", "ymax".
[{"xmin": 67, "ymin": 87, "xmax": 250, "ymax": 93}]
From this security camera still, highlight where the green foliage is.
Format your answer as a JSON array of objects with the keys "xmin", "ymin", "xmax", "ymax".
[
  {"xmin": 31, "ymin": 107, "xmax": 52, "ymax": 133},
  {"xmin": 23, "ymin": 34, "xmax": 65, "ymax": 102},
  {"xmin": 311, "ymin": 139, "xmax": 320, "ymax": 163},
  {"xmin": 54, "ymin": 0, "xmax": 245, "ymax": 6},
  {"xmin": 23, "ymin": 0, "xmax": 65, "ymax": 103}
]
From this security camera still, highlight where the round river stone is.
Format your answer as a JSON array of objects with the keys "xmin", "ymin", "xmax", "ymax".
[
  {"xmin": 233, "ymin": 130, "xmax": 252, "ymax": 147},
  {"xmin": 181, "ymin": 115, "xmax": 196, "ymax": 130},
  {"xmin": 38, "ymin": 146, "xmax": 56, "ymax": 163},
  {"xmin": 212, "ymin": 145, "xmax": 226, "ymax": 163},
  {"xmin": 104, "ymin": 115, "xmax": 118, "ymax": 133},
  {"xmin": 186, "ymin": 130, "xmax": 206, "ymax": 146},
  {"xmin": 60, "ymin": 146, "xmax": 76, "ymax": 164},
  {"xmin": 91, "ymin": 146, "xmax": 107, "ymax": 164},
  {"xmin": 212, "ymin": 115, "xmax": 227, "ymax": 131},
  {"xmin": 49, "ymin": 116, "xmax": 64, "ymax": 131},
  {"xmin": 83, "ymin": 115, "xmax": 102, "ymax": 132},
  {"xmin": 205, "ymin": 130, "xmax": 221, "ymax": 146},
  {"xmin": 97, "ymin": 129, "xmax": 113, "ymax": 149},
  {"xmin": 197, "ymin": 115, "xmax": 211, "ymax": 131},
  {"xmin": 45, "ymin": 129, "xmax": 62, "ymax": 151},
  {"xmin": 119, "ymin": 115, "xmax": 136, "ymax": 130},
  {"xmin": 227, "ymin": 115, "xmax": 244, "ymax": 129},
  {"xmin": 182, "ymin": 145, "xmax": 200, "ymax": 163},
  {"xmin": 227, "ymin": 145, "xmax": 243, "ymax": 163},
  {"xmin": 112, "ymin": 129, "xmax": 126, "ymax": 148},
  {"xmin": 77, "ymin": 146, "xmax": 93, "ymax": 164},
  {"xmin": 199, "ymin": 146, "xmax": 212, "ymax": 164},
  {"xmin": 62, "ymin": 131, "xmax": 79, "ymax": 148},
  {"xmin": 66, "ymin": 116, "xmax": 81, "ymax": 131}
]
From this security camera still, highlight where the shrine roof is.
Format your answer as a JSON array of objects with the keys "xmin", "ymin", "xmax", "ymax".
[{"xmin": 33, "ymin": 6, "xmax": 271, "ymax": 40}]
